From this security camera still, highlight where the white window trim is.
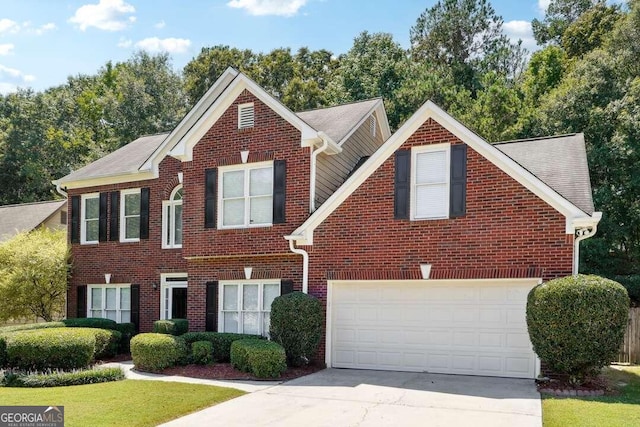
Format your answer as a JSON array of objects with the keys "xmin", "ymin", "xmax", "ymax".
[
  {"xmin": 162, "ymin": 185, "xmax": 183, "ymax": 249},
  {"xmin": 218, "ymin": 279, "xmax": 280, "ymax": 336},
  {"xmin": 410, "ymin": 143, "xmax": 451, "ymax": 220},
  {"xmin": 238, "ymin": 102, "xmax": 255, "ymax": 129},
  {"xmin": 159, "ymin": 273, "xmax": 188, "ymax": 320},
  {"xmin": 87, "ymin": 284, "xmax": 131, "ymax": 323},
  {"xmin": 120, "ymin": 188, "xmax": 141, "ymax": 243},
  {"xmin": 80, "ymin": 193, "xmax": 99, "ymax": 245},
  {"xmin": 217, "ymin": 161, "xmax": 274, "ymax": 230}
]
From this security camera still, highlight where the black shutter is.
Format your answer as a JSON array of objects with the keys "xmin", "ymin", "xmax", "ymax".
[
  {"xmin": 394, "ymin": 150, "xmax": 411, "ymax": 219},
  {"xmin": 77, "ymin": 285, "xmax": 87, "ymax": 318},
  {"xmin": 131, "ymin": 284, "xmax": 140, "ymax": 332},
  {"xmin": 70, "ymin": 195, "xmax": 80, "ymax": 243},
  {"xmin": 99, "ymin": 192, "xmax": 108, "ymax": 242},
  {"xmin": 205, "ymin": 281, "xmax": 218, "ymax": 332},
  {"xmin": 273, "ymin": 160, "xmax": 286, "ymax": 223},
  {"xmin": 280, "ymin": 279, "xmax": 294, "ymax": 295},
  {"xmin": 205, "ymin": 168, "xmax": 217, "ymax": 228},
  {"xmin": 450, "ymin": 144, "xmax": 467, "ymax": 217},
  {"xmin": 140, "ymin": 188, "xmax": 150, "ymax": 239},
  {"xmin": 109, "ymin": 191, "xmax": 120, "ymax": 241}
]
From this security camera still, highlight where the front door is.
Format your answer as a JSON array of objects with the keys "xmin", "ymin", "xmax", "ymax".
[
  {"xmin": 161, "ymin": 275, "xmax": 188, "ymax": 320},
  {"xmin": 171, "ymin": 287, "xmax": 187, "ymax": 319}
]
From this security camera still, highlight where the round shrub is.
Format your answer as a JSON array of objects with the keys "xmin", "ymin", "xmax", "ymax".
[
  {"xmin": 230, "ymin": 339, "xmax": 286, "ymax": 378},
  {"xmin": 130, "ymin": 333, "xmax": 187, "ymax": 372},
  {"xmin": 527, "ymin": 274, "xmax": 629, "ymax": 380},
  {"xmin": 191, "ymin": 340, "xmax": 213, "ymax": 365},
  {"xmin": 91, "ymin": 328, "xmax": 122, "ymax": 359},
  {"xmin": 62, "ymin": 318, "xmax": 118, "ymax": 330},
  {"xmin": 153, "ymin": 319, "xmax": 189, "ymax": 336},
  {"xmin": 270, "ymin": 291, "xmax": 323, "ymax": 366},
  {"xmin": 0, "ymin": 322, "xmax": 65, "ymax": 333},
  {"xmin": 5, "ymin": 328, "xmax": 96, "ymax": 371},
  {"xmin": 181, "ymin": 332, "xmax": 263, "ymax": 362}
]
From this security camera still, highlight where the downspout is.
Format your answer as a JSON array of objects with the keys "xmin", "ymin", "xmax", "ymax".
[
  {"xmin": 572, "ymin": 213, "xmax": 602, "ymax": 275},
  {"xmin": 55, "ymin": 183, "xmax": 68, "ymax": 198},
  {"xmin": 309, "ymin": 132, "xmax": 331, "ymax": 213},
  {"xmin": 288, "ymin": 238, "xmax": 309, "ymax": 294},
  {"xmin": 54, "ymin": 182, "xmax": 68, "ymax": 319}
]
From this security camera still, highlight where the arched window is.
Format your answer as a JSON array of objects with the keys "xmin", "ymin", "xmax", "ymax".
[{"xmin": 162, "ymin": 185, "xmax": 183, "ymax": 248}]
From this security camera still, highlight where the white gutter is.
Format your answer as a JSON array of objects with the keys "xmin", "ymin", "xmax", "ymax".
[
  {"xmin": 55, "ymin": 182, "xmax": 67, "ymax": 198},
  {"xmin": 309, "ymin": 132, "xmax": 331, "ymax": 213},
  {"xmin": 572, "ymin": 212, "xmax": 602, "ymax": 275},
  {"xmin": 286, "ymin": 236, "xmax": 309, "ymax": 293}
]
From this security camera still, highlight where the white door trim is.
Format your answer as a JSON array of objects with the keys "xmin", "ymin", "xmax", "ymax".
[{"xmin": 160, "ymin": 273, "xmax": 188, "ymax": 320}]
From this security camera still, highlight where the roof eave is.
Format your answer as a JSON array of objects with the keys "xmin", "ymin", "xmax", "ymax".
[{"xmin": 53, "ymin": 169, "xmax": 157, "ymax": 190}]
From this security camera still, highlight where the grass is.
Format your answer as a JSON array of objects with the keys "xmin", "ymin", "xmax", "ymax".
[
  {"xmin": 0, "ymin": 379, "xmax": 245, "ymax": 427},
  {"xmin": 542, "ymin": 366, "xmax": 640, "ymax": 427}
]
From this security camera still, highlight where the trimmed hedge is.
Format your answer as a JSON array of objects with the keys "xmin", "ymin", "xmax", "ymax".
[
  {"xmin": 5, "ymin": 328, "xmax": 96, "ymax": 371},
  {"xmin": 130, "ymin": 333, "xmax": 187, "ymax": 372},
  {"xmin": 153, "ymin": 319, "xmax": 189, "ymax": 336},
  {"xmin": 0, "ymin": 322, "xmax": 65, "ymax": 333},
  {"xmin": 62, "ymin": 318, "xmax": 118, "ymax": 330},
  {"xmin": 92, "ymin": 328, "xmax": 122, "ymax": 359},
  {"xmin": 270, "ymin": 292, "xmax": 323, "ymax": 366},
  {"xmin": 191, "ymin": 341, "xmax": 213, "ymax": 365},
  {"xmin": 230, "ymin": 339, "xmax": 287, "ymax": 378},
  {"xmin": 181, "ymin": 332, "xmax": 263, "ymax": 362},
  {"xmin": 527, "ymin": 274, "xmax": 629, "ymax": 381},
  {"xmin": 114, "ymin": 322, "xmax": 136, "ymax": 353},
  {"xmin": 1, "ymin": 367, "xmax": 124, "ymax": 388}
]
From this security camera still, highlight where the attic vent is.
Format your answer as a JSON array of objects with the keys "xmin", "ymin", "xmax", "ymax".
[
  {"xmin": 370, "ymin": 116, "xmax": 377, "ymax": 137},
  {"xmin": 238, "ymin": 103, "xmax": 255, "ymax": 129}
]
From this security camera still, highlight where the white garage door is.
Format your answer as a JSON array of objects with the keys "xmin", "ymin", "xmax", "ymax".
[{"xmin": 329, "ymin": 279, "xmax": 539, "ymax": 378}]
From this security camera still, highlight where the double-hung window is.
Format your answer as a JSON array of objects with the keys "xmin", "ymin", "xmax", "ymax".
[
  {"xmin": 81, "ymin": 193, "xmax": 99, "ymax": 244},
  {"xmin": 411, "ymin": 144, "xmax": 450, "ymax": 220},
  {"xmin": 220, "ymin": 281, "xmax": 280, "ymax": 336},
  {"xmin": 219, "ymin": 162, "xmax": 273, "ymax": 228},
  {"xmin": 162, "ymin": 186, "xmax": 183, "ymax": 248},
  {"xmin": 88, "ymin": 285, "xmax": 131, "ymax": 323},
  {"xmin": 120, "ymin": 189, "xmax": 141, "ymax": 242}
]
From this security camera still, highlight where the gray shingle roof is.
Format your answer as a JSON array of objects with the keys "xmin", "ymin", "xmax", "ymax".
[
  {"xmin": 0, "ymin": 199, "xmax": 67, "ymax": 242},
  {"xmin": 296, "ymin": 99, "xmax": 380, "ymax": 144},
  {"xmin": 494, "ymin": 134, "xmax": 594, "ymax": 214},
  {"xmin": 59, "ymin": 133, "xmax": 169, "ymax": 183}
]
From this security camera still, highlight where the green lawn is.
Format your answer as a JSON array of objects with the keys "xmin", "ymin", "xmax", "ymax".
[
  {"xmin": 0, "ymin": 379, "xmax": 245, "ymax": 427},
  {"xmin": 543, "ymin": 366, "xmax": 640, "ymax": 427}
]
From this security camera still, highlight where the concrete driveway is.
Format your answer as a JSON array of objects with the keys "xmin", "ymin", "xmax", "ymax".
[{"xmin": 160, "ymin": 368, "xmax": 541, "ymax": 427}]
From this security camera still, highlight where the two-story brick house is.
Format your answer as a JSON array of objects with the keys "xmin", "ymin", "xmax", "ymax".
[{"xmin": 54, "ymin": 68, "xmax": 601, "ymax": 379}]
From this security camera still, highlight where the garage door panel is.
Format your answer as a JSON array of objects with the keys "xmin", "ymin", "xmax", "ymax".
[{"xmin": 331, "ymin": 280, "xmax": 538, "ymax": 378}]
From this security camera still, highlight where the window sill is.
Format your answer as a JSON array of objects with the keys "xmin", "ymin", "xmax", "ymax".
[{"xmin": 162, "ymin": 245, "xmax": 183, "ymax": 250}]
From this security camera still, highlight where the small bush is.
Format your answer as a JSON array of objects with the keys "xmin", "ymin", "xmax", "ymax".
[
  {"xmin": 5, "ymin": 328, "xmax": 96, "ymax": 371},
  {"xmin": 62, "ymin": 318, "xmax": 118, "ymax": 330},
  {"xmin": 0, "ymin": 322, "xmax": 65, "ymax": 333},
  {"xmin": 181, "ymin": 332, "xmax": 263, "ymax": 362},
  {"xmin": 91, "ymin": 329, "xmax": 122, "ymax": 359},
  {"xmin": 270, "ymin": 292, "xmax": 323, "ymax": 366},
  {"xmin": 527, "ymin": 274, "xmax": 629, "ymax": 382},
  {"xmin": 114, "ymin": 322, "xmax": 136, "ymax": 353},
  {"xmin": 153, "ymin": 319, "xmax": 189, "ymax": 336},
  {"xmin": 130, "ymin": 333, "xmax": 187, "ymax": 372},
  {"xmin": 230, "ymin": 339, "xmax": 287, "ymax": 378},
  {"xmin": 1, "ymin": 367, "xmax": 124, "ymax": 388},
  {"xmin": 191, "ymin": 341, "xmax": 213, "ymax": 365}
]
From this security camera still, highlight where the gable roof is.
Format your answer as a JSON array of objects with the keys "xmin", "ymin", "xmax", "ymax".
[
  {"xmin": 297, "ymin": 99, "xmax": 390, "ymax": 144},
  {"xmin": 0, "ymin": 199, "xmax": 66, "ymax": 242},
  {"xmin": 288, "ymin": 100, "xmax": 601, "ymax": 245},
  {"xmin": 494, "ymin": 134, "xmax": 594, "ymax": 215}
]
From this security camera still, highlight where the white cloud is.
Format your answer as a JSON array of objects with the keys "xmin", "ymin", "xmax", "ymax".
[
  {"xmin": 134, "ymin": 37, "xmax": 191, "ymax": 54},
  {"xmin": 227, "ymin": 0, "xmax": 307, "ymax": 17},
  {"xmin": 35, "ymin": 23, "xmax": 57, "ymax": 35},
  {"xmin": 0, "ymin": 82, "xmax": 17, "ymax": 94},
  {"xmin": 538, "ymin": 0, "xmax": 551, "ymax": 13},
  {"xmin": 0, "ymin": 64, "xmax": 23, "ymax": 78},
  {"xmin": 154, "ymin": 20, "xmax": 165, "ymax": 29},
  {"xmin": 0, "ymin": 44, "xmax": 14, "ymax": 55},
  {"xmin": 0, "ymin": 64, "xmax": 34, "ymax": 93},
  {"xmin": 23, "ymin": 74, "xmax": 35, "ymax": 82},
  {"xmin": 69, "ymin": 0, "xmax": 136, "ymax": 31},
  {"xmin": 0, "ymin": 19, "xmax": 20, "ymax": 34},
  {"xmin": 504, "ymin": 20, "xmax": 537, "ymax": 53},
  {"xmin": 117, "ymin": 37, "xmax": 132, "ymax": 48}
]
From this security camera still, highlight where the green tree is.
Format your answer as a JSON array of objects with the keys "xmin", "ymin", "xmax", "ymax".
[
  {"xmin": 532, "ymin": 0, "xmax": 595, "ymax": 45},
  {"xmin": 0, "ymin": 228, "xmax": 69, "ymax": 322}
]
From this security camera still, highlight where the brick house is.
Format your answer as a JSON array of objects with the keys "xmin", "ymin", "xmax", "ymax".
[{"xmin": 54, "ymin": 68, "xmax": 601, "ymax": 379}]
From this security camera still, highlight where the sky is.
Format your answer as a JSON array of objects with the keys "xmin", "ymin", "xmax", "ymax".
[{"xmin": 0, "ymin": 0, "xmax": 552, "ymax": 94}]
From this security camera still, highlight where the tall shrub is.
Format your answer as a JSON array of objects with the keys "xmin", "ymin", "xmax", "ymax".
[
  {"xmin": 270, "ymin": 292, "xmax": 323, "ymax": 367},
  {"xmin": 526, "ymin": 274, "xmax": 629, "ymax": 382}
]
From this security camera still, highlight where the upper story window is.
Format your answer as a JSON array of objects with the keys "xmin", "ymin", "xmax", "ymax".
[
  {"xmin": 81, "ymin": 193, "xmax": 99, "ymax": 244},
  {"xmin": 411, "ymin": 143, "xmax": 450, "ymax": 220},
  {"xmin": 238, "ymin": 102, "xmax": 255, "ymax": 129},
  {"xmin": 162, "ymin": 185, "xmax": 183, "ymax": 248},
  {"xmin": 120, "ymin": 189, "xmax": 141, "ymax": 242},
  {"xmin": 219, "ymin": 162, "xmax": 273, "ymax": 229}
]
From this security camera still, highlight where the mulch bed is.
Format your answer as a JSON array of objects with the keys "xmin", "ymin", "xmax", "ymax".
[
  {"xmin": 536, "ymin": 372, "xmax": 614, "ymax": 397},
  {"xmin": 161, "ymin": 363, "xmax": 324, "ymax": 381}
]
